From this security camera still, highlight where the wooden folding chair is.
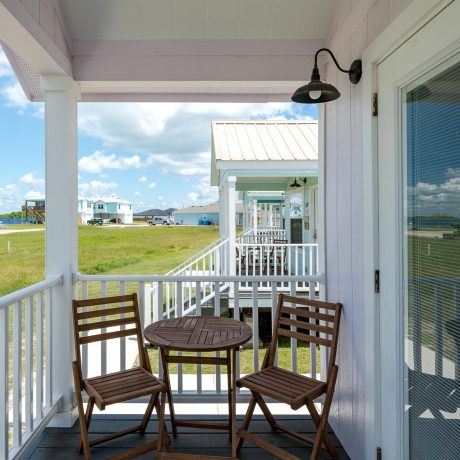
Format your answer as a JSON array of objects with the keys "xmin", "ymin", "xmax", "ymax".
[
  {"xmin": 72, "ymin": 293, "xmax": 171, "ymax": 460},
  {"xmin": 236, "ymin": 293, "xmax": 342, "ymax": 460}
]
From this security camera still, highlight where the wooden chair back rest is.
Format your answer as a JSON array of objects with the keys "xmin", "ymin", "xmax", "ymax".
[
  {"xmin": 72, "ymin": 293, "xmax": 147, "ymax": 382},
  {"xmin": 266, "ymin": 294, "xmax": 342, "ymax": 380},
  {"xmin": 270, "ymin": 239, "xmax": 288, "ymax": 258}
]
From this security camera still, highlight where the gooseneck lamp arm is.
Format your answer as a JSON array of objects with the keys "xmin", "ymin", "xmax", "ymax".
[{"xmin": 291, "ymin": 48, "xmax": 362, "ymax": 104}]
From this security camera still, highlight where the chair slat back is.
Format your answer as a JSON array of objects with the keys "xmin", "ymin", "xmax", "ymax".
[
  {"xmin": 267, "ymin": 294, "xmax": 342, "ymax": 380},
  {"xmin": 72, "ymin": 293, "xmax": 147, "ymax": 381}
]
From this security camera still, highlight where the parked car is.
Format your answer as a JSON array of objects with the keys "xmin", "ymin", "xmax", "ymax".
[
  {"xmin": 148, "ymin": 217, "xmax": 170, "ymax": 226},
  {"xmin": 87, "ymin": 218, "xmax": 103, "ymax": 225}
]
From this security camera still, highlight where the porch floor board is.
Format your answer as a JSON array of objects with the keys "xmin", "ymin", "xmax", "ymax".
[{"xmin": 29, "ymin": 415, "xmax": 350, "ymax": 459}]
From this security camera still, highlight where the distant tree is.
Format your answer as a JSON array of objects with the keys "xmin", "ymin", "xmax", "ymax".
[{"xmin": 0, "ymin": 211, "xmax": 22, "ymax": 218}]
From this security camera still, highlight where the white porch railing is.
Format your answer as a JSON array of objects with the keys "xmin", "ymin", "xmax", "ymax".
[
  {"xmin": 236, "ymin": 243, "xmax": 318, "ymax": 291},
  {"xmin": 239, "ymin": 226, "xmax": 286, "ymax": 244},
  {"xmin": 0, "ymin": 276, "xmax": 63, "ymax": 460},
  {"xmin": 74, "ymin": 273, "xmax": 325, "ymax": 401}
]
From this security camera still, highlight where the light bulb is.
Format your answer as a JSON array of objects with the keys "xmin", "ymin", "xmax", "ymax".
[{"xmin": 309, "ymin": 90, "xmax": 321, "ymax": 100}]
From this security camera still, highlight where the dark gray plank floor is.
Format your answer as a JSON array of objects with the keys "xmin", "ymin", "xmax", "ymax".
[{"xmin": 29, "ymin": 415, "xmax": 350, "ymax": 459}]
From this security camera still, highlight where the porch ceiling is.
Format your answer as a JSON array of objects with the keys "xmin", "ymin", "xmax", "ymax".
[{"xmin": 0, "ymin": 0, "xmax": 337, "ymax": 102}]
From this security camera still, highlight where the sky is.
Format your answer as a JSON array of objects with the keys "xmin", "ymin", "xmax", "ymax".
[{"xmin": 0, "ymin": 47, "xmax": 317, "ymax": 214}]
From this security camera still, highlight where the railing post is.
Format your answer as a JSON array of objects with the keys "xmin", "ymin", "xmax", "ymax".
[{"xmin": 41, "ymin": 76, "xmax": 80, "ymax": 427}]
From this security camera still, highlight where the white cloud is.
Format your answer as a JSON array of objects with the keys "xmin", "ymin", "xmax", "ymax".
[
  {"xmin": 133, "ymin": 191, "xmax": 142, "ymax": 196},
  {"xmin": 77, "ymin": 102, "xmax": 312, "ymax": 178},
  {"xmin": 78, "ymin": 151, "xmax": 142, "ymax": 173},
  {"xmin": 0, "ymin": 184, "xmax": 21, "ymax": 213},
  {"xmin": 186, "ymin": 176, "xmax": 218, "ymax": 205},
  {"xmin": 158, "ymin": 195, "xmax": 164, "ymax": 200},
  {"xmin": 79, "ymin": 180, "xmax": 118, "ymax": 198},
  {"xmin": 138, "ymin": 176, "xmax": 147, "ymax": 182},
  {"xmin": 0, "ymin": 81, "xmax": 43, "ymax": 117},
  {"xmin": 20, "ymin": 172, "xmax": 44, "ymax": 186},
  {"xmin": 148, "ymin": 182, "xmax": 156, "ymax": 189},
  {"xmin": 24, "ymin": 190, "xmax": 44, "ymax": 200}
]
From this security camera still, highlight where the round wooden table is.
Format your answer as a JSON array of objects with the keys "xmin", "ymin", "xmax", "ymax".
[{"xmin": 144, "ymin": 316, "xmax": 252, "ymax": 458}]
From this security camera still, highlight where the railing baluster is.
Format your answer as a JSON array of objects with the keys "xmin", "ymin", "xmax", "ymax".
[
  {"xmin": 252, "ymin": 283, "xmax": 259, "ymax": 372},
  {"xmin": 100, "ymin": 281, "xmax": 107, "ymax": 375},
  {"xmin": 290, "ymin": 283, "xmax": 297, "ymax": 374},
  {"xmin": 35, "ymin": 292, "xmax": 44, "ymax": 420},
  {"xmin": 157, "ymin": 282, "xmax": 164, "ymax": 380},
  {"xmin": 234, "ymin": 282, "xmax": 241, "ymax": 390},
  {"xmin": 120, "ymin": 281, "xmax": 126, "ymax": 371},
  {"xmin": 196, "ymin": 281, "xmax": 202, "ymax": 393},
  {"xmin": 0, "ymin": 305, "xmax": 9, "ymax": 458},
  {"xmin": 45, "ymin": 288, "xmax": 52, "ymax": 408},
  {"xmin": 25, "ymin": 296, "xmax": 33, "ymax": 433},
  {"xmin": 13, "ymin": 301, "xmax": 22, "ymax": 448},
  {"xmin": 215, "ymin": 282, "xmax": 221, "ymax": 393},
  {"xmin": 139, "ymin": 281, "xmax": 146, "ymax": 328},
  {"xmin": 271, "ymin": 282, "xmax": 278, "ymax": 367},
  {"xmin": 177, "ymin": 282, "xmax": 183, "ymax": 394},
  {"xmin": 309, "ymin": 281, "xmax": 317, "ymax": 379}
]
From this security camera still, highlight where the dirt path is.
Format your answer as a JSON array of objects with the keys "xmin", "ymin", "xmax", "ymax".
[{"xmin": 0, "ymin": 228, "xmax": 45, "ymax": 235}]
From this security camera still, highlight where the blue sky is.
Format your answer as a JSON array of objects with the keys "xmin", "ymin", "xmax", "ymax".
[{"xmin": 0, "ymin": 47, "xmax": 317, "ymax": 214}]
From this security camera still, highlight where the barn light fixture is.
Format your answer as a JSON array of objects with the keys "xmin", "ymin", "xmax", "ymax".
[
  {"xmin": 290, "ymin": 178, "xmax": 301, "ymax": 188},
  {"xmin": 291, "ymin": 48, "xmax": 362, "ymax": 104}
]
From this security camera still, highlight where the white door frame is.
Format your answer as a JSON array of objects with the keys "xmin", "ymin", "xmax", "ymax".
[{"xmin": 361, "ymin": 0, "xmax": 458, "ymax": 458}]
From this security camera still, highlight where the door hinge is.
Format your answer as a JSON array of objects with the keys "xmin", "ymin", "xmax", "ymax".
[
  {"xmin": 372, "ymin": 93, "xmax": 378, "ymax": 116},
  {"xmin": 374, "ymin": 270, "xmax": 380, "ymax": 293},
  {"xmin": 377, "ymin": 446, "xmax": 382, "ymax": 460}
]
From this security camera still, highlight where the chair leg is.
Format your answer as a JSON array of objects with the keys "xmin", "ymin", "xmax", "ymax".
[
  {"xmin": 72, "ymin": 362, "xmax": 92, "ymax": 460},
  {"xmin": 253, "ymin": 392, "xmax": 277, "ymax": 429},
  {"xmin": 306, "ymin": 401, "xmax": 336, "ymax": 458},
  {"xmin": 310, "ymin": 365, "xmax": 338, "ymax": 460},
  {"xmin": 140, "ymin": 393, "xmax": 157, "ymax": 434},
  {"xmin": 236, "ymin": 394, "xmax": 257, "ymax": 454},
  {"xmin": 77, "ymin": 397, "xmax": 95, "ymax": 454},
  {"xmin": 155, "ymin": 391, "xmax": 173, "ymax": 453}
]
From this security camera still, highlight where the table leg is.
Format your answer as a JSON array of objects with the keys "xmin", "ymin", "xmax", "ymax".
[
  {"xmin": 160, "ymin": 348, "xmax": 177, "ymax": 437},
  {"xmin": 231, "ymin": 347, "xmax": 237, "ymax": 458}
]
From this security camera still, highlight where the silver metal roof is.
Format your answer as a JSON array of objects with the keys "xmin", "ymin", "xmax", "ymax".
[{"xmin": 212, "ymin": 120, "xmax": 318, "ymax": 162}]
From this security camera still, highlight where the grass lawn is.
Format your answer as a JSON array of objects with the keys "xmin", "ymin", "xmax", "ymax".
[{"xmin": 0, "ymin": 224, "xmax": 219, "ymax": 296}]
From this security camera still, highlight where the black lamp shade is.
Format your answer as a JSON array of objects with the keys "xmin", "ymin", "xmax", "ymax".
[{"xmin": 291, "ymin": 80, "xmax": 341, "ymax": 104}]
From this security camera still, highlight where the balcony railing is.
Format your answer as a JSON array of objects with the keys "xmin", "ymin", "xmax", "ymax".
[
  {"xmin": 0, "ymin": 276, "xmax": 63, "ymax": 460},
  {"xmin": 74, "ymin": 273, "xmax": 326, "ymax": 401}
]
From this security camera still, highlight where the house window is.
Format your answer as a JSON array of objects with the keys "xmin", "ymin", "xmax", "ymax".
[
  {"xmin": 118, "ymin": 204, "xmax": 121, "ymax": 209},
  {"xmin": 98, "ymin": 204, "xmax": 104, "ymax": 210},
  {"xmin": 87, "ymin": 203, "xmax": 91, "ymax": 209}
]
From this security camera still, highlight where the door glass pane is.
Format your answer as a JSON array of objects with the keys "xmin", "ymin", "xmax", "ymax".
[{"xmin": 404, "ymin": 55, "xmax": 460, "ymax": 459}]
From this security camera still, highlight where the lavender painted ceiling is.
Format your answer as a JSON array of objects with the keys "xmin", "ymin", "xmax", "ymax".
[{"xmin": 0, "ymin": 0, "xmax": 338, "ymax": 101}]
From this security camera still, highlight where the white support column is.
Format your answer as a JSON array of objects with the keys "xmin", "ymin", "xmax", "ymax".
[
  {"xmin": 269, "ymin": 204, "xmax": 273, "ymax": 227},
  {"xmin": 41, "ymin": 76, "xmax": 80, "ymax": 427},
  {"xmin": 225, "ymin": 177, "xmax": 237, "ymax": 280}
]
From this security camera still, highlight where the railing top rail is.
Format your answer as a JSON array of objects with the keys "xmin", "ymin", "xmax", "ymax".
[
  {"xmin": 74, "ymin": 272, "xmax": 326, "ymax": 284},
  {"xmin": 0, "ymin": 274, "xmax": 63, "ymax": 309}
]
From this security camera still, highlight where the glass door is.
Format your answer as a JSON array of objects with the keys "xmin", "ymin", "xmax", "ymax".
[
  {"xmin": 402, "ymin": 54, "xmax": 460, "ymax": 460},
  {"xmin": 376, "ymin": 3, "xmax": 460, "ymax": 458}
]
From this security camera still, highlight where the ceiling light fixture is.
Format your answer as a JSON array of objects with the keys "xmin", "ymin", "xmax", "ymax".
[
  {"xmin": 290, "ymin": 178, "xmax": 301, "ymax": 188},
  {"xmin": 291, "ymin": 48, "xmax": 362, "ymax": 104}
]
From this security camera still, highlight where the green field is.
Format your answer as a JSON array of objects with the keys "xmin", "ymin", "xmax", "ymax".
[{"xmin": 0, "ymin": 225, "xmax": 219, "ymax": 296}]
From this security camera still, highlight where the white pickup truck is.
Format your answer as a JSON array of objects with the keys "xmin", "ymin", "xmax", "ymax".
[{"xmin": 148, "ymin": 217, "xmax": 170, "ymax": 226}]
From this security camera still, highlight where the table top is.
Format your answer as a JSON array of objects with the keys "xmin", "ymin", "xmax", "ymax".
[{"xmin": 144, "ymin": 316, "xmax": 252, "ymax": 352}]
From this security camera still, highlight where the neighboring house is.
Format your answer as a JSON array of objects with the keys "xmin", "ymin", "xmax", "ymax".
[
  {"xmin": 173, "ymin": 202, "xmax": 244, "ymax": 226},
  {"xmin": 77, "ymin": 199, "xmax": 94, "ymax": 224},
  {"xmin": 93, "ymin": 198, "xmax": 133, "ymax": 224},
  {"xmin": 211, "ymin": 120, "xmax": 318, "ymax": 245}
]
